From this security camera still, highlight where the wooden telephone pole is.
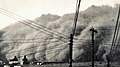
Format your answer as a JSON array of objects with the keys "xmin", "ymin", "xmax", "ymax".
[
  {"xmin": 69, "ymin": 0, "xmax": 81, "ymax": 67},
  {"xmin": 106, "ymin": 55, "xmax": 110, "ymax": 67},
  {"xmin": 90, "ymin": 27, "xmax": 97, "ymax": 67},
  {"xmin": 69, "ymin": 34, "xmax": 73, "ymax": 67}
]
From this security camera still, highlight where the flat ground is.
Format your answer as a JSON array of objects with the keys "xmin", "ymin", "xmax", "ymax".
[{"xmin": 22, "ymin": 62, "xmax": 120, "ymax": 67}]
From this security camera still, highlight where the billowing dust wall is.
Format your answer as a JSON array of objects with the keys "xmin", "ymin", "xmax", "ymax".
[{"xmin": 0, "ymin": 5, "xmax": 120, "ymax": 62}]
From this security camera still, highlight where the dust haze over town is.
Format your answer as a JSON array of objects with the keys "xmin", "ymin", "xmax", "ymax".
[{"xmin": 0, "ymin": 0, "xmax": 120, "ymax": 66}]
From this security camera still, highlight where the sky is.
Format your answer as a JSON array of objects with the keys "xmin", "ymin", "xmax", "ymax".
[{"xmin": 0, "ymin": 0, "xmax": 120, "ymax": 29}]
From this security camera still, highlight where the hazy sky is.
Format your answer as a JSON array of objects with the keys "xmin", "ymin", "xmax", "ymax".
[{"xmin": 0, "ymin": 0, "xmax": 120, "ymax": 29}]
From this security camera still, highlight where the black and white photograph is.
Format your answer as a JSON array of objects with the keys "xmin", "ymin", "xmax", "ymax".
[{"xmin": 0, "ymin": 0, "xmax": 120, "ymax": 67}]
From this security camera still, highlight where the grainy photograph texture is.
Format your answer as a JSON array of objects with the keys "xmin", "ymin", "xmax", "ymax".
[{"xmin": 0, "ymin": 0, "xmax": 120, "ymax": 67}]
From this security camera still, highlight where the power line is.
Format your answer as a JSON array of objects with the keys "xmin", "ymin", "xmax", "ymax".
[
  {"xmin": 15, "ymin": 43, "xmax": 69, "ymax": 62},
  {"xmin": 115, "ymin": 37, "xmax": 120, "ymax": 50},
  {"xmin": 1, "ymin": 40, "xmax": 63, "ymax": 44},
  {"xmin": 69, "ymin": 0, "xmax": 81, "ymax": 67},
  {"xmin": 0, "ymin": 9, "xmax": 68, "ymax": 43},
  {"xmin": 0, "ymin": 8, "xmax": 69, "ymax": 39},
  {"xmin": 0, "ymin": 37, "xmax": 53, "ymax": 41},
  {"xmin": 109, "ymin": 6, "xmax": 120, "ymax": 58},
  {"xmin": 47, "ymin": 42, "xmax": 69, "ymax": 52},
  {"xmin": 1, "ymin": 37, "xmax": 63, "ymax": 42},
  {"xmin": 48, "ymin": 44, "xmax": 69, "ymax": 61},
  {"xmin": 5, "ymin": 37, "xmax": 67, "ymax": 53},
  {"xmin": 72, "ymin": 0, "xmax": 81, "ymax": 36},
  {"xmin": 0, "ymin": 7, "xmax": 68, "ymax": 37},
  {"xmin": 7, "ymin": 42, "xmax": 69, "ymax": 55},
  {"xmin": 111, "ymin": 20, "xmax": 120, "ymax": 51}
]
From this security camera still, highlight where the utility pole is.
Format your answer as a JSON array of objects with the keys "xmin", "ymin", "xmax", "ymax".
[
  {"xmin": 106, "ymin": 55, "xmax": 110, "ymax": 67},
  {"xmin": 69, "ymin": 34, "xmax": 73, "ymax": 67},
  {"xmin": 90, "ymin": 27, "xmax": 97, "ymax": 67},
  {"xmin": 69, "ymin": 0, "xmax": 81, "ymax": 67}
]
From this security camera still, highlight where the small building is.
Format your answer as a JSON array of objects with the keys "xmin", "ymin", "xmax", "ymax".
[
  {"xmin": 6, "ymin": 56, "xmax": 22, "ymax": 67},
  {"xmin": 9, "ymin": 56, "xmax": 19, "ymax": 65}
]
